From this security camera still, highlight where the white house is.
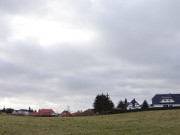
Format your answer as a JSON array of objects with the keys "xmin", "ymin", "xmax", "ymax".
[
  {"xmin": 127, "ymin": 98, "xmax": 141, "ymax": 110},
  {"xmin": 12, "ymin": 109, "xmax": 29, "ymax": 116},
  {"xmin": 152, "ymin": 94, "xmax": 180, "ymax": 108}
]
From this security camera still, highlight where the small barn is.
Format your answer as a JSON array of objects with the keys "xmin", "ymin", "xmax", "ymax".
[{"xmin": 60, "ymin": 110, "xmax": 71, "ymax": 117}]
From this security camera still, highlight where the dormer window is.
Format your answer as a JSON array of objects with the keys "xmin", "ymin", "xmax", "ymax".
[{"xmin": 160, "ymin": 97, "xmax": 175, "ymax": 103}]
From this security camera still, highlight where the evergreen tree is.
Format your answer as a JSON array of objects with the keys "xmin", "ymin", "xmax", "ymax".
[
  {"xmin": 93, "ymin": 93, "xmax": 114, "ymax": 114},
  {"xmin": 141, "ymin": 100, "xmax": 149, "ymax": 110},
  {"xmin": 6, "ymin": 108, "xmax": 14, "ymax": 114},
  {"xmin": 28, "ymin": 106, "xmax": 33, "ymax": 112},
  {"xmin": 124, "ymin": 98, "xmax": 128, "ymax": 107},
  {"xmin": 117, "ymin": 100, "xmax": 126, "ymax": 110},
  {"xmin": 2, "ymin": 107, "xmax": 6, "ymax": 113}
]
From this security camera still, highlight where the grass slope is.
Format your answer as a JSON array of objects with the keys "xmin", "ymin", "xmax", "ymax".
[{"xmin": 0, "ymin": 109, "xmax": 180, "ymax": 135}]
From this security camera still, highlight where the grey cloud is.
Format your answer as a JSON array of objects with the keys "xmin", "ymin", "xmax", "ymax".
[
  {"xmin": 0, "ymin": 0, "xmax": 45, "ymax": 14},
  {"xmin": 1, "ymin": 0, "xmax": 180, "ymax": 111}
]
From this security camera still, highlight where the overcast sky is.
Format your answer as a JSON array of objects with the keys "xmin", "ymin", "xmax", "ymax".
[{"xmin": 0, "ymin": 0, "xmax": 180, "ymax": 112}]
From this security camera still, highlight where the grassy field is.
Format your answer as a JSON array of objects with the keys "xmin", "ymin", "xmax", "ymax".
[{"xmin": 0, "ymin": 109, "xmax": 180, "ymax": 135}]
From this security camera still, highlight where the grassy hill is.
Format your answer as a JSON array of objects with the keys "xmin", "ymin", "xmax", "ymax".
[{"xmin": 0, "ymin": 109, "xmax": 180, "ymax": 135}]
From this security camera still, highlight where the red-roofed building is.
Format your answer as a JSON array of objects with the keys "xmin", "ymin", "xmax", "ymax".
[
  {"xmin": 38, "ymin": 109, "xmax": 56, "ymax": 117},
  {"xmin": 60, "ymin": 110, "xmax": 71, "ymax": 117},
  {"xmin": 81, "ymin": 109, "xmax": 94, "ymax": 116}
]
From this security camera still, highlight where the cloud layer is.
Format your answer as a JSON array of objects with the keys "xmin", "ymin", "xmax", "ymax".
[{"xmin": 0, "ymin": 0, "xmax": 180, "ymax": 112}]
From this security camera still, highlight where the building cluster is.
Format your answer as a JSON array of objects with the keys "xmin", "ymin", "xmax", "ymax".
[
  {"xmin": 126, "ymin": 93, "xmax": 180, "ymax": 110},
  {"xmin": 12, "ymin": 109, "xmax": 57, "ymax": 117},
  {"xmin": 1, "ymin": 93, "xmax": 180, "ymax": 117},
  {"xmin": 11, "ymin": 109, "xmax": 94, "ymax": 117}
]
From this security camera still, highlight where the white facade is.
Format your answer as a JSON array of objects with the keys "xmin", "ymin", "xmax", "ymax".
[
  {"xmin": 127, "ymin": 99, "xmax": 141, "ymax": 110},
  {"xmin": 127, "ymin": 103, "xmax": 141, "ymax": 110},
  {"xmin": 153, "ymin": 104, "xmax": 180, "ymax": 108},
  {"xmin": 12, "ymin": 110, "xmax": 29, "ymax": 116}
]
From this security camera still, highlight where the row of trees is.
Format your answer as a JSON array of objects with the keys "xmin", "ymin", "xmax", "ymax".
[
  {"xmin": 93, "ymin": 93, "xmax": 149, "ymax": 114},
  {"xmin": 0, "ymin": 108, "xmax": 14, "ymax": 113}
]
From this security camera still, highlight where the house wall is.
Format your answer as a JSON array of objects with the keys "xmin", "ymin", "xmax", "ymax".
[
  {"xmin": 128, "ymin": 103, "xmax": 140, "ymax": 107},
  {"xmin": 18, "ymin": 111, "xmax": 29, "ymax": 116},
  {"xmin": 127, "ymin": 103, "xmax": 141, "ymax": 110},
  {"xmin": 12, "ymin": 111, "xmax": 18, "ymax": 115},
  {"xmin": 127, "ymin": 106, "xmax": 141, "ymax": 110},
  {"xmin": 153, "ymin": 104, "xmax": 180, "ymax": 108},
  {"xmin": 12, "ymin": 110, "xmax": 29, "ymax": 116},
  {"xmin": 52, "ymin": 112, "xmax": 56, "ymax": 115},
  {"xmin": 153, "ymin": 104, "xmax": 163, "ymax": 107},
  {"xmin": 172, "ymin": 104, "xmax": 180, "ymax": 107}
]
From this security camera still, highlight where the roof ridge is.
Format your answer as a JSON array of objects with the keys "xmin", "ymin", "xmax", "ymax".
[{"xmin": 155, "ymin": 93, "xmax": 180, "ymax": 96}]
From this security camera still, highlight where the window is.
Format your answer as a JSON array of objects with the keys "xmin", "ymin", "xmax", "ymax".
[{"xmin": 163, "ymin": 105, "xmax": 168, "ymax": 107}]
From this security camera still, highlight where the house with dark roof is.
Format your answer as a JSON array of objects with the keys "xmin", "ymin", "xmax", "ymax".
[
  {"xmin": 152, "ymin": 94, "xmax": 180, "ymax": 108},
  {"xmin": 127, "ymin": 98, "xmax": 141, "ymax": 110}
]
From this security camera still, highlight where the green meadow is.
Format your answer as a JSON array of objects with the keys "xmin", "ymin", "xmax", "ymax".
[{"xmin": 0, "ymin": 109, "xmax": 180, "ymax": 135}]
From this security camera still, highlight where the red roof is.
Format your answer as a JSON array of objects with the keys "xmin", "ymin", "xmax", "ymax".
[
  {"xmin": 60, "ymin": 110, "xmax": 71, "ymax": 117},
  {"xmin": 38, "ymin": 109, "xmax": 55, "ymax": 116}
]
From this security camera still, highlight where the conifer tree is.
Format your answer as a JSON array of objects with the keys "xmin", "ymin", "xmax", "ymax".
[
  {"xmin": 93, "ymin": 93, "xmax": 114, "ymax": 114},
  {"xmin": 117, "ymin": 100, "xmax": 126, "ymax": 110},
  {"xmin": 141, "ymin": 100, "xmax": 149, "ymax": 110},
  {"xmin": 124, "ymin": 98, "xmax": 128, "ymax": 108}
]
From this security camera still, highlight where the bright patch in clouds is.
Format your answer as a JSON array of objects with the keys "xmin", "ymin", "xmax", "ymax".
[{"xmin": 10, "ymin": 15, "xmax": 97, "ymax": 47}]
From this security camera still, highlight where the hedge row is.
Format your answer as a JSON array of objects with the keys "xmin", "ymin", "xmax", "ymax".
[{"xmin": 109, "ymin": 106, "xmax": 180, "ymax": 114}]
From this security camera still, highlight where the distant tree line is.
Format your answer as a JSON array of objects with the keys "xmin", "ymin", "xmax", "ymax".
[
  {"xmin": 0, "ymin": 106, "xmax": 36, "ymax": 114},
  {"xmin": 0, "ymin": 107, "xmax": 14, "ymax": 114},
  {"xmin": 93, "ymin": 93, "xmax": 149, "ymax": 114}
]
